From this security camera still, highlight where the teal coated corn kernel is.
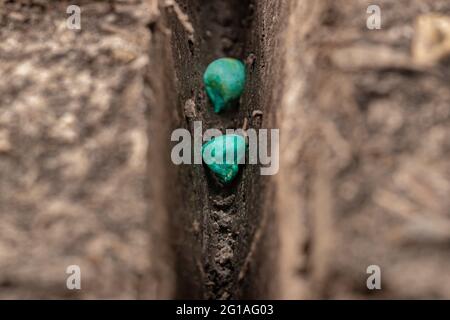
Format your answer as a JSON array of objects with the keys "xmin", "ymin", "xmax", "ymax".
[
  {"xmin": 202, "ymin": 134, "xmax": 247, "ymax": 184},
  {"xmin": 203, "ymin": 58, "xmax": 246, "ymax": 113}
]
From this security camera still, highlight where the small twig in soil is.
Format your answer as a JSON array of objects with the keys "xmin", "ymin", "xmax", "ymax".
[
  {"xmin": 245, "ymin": 53, "xmax": 257, "ymax": 67},
  {"xmin": 242, "ymin": 117, "xmax": 249, "ymax": 132},
  {"xmin": 184, "ymin": 98, "xmax": 196, "ymax": 119},
  {"xmin": 252, "ymin": 110, "xmax": 263, "ymax": 118},
  {"xmin": 164, "ymin": 0, "xmax": 195, "ymax": 43}
]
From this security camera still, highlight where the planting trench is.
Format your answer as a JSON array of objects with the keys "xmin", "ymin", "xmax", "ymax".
[
  {"xmin": 157, "ymin": 0, "xmax": 450, "ymax": 300},
  {"xmin": 162, "ymin": 0, "xmax": 286, "ymax": 299},
  {"xmin": 2, "ymin": 0, "xmax": 450, "ymax": 300}
]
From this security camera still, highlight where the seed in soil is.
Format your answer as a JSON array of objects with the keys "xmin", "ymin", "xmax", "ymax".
[
  {"xmin": 203, "ymin": 58, "xmax": 246, "ymax": 113},
  {"xmin": 202, "ymin": 134, "xmax": 246, "ymax": 184}
]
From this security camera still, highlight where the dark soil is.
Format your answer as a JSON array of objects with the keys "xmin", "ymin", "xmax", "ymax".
[{"xmin": 165, "ymin": 0, "xmax": 284, "ymax": 299}]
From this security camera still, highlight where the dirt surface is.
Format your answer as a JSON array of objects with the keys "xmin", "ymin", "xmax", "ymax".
[
  {"xmin": 276, "ymin": 0, "xmax": 450, "ymax": 299},
  {"xmin": 1, "ymin": 0, "xmax": 450, "ymax": 299},
  {"xmin": 0, "ymin": 0, "xmax": 174, "ymax": 298},
  {"xmin": 165, "ymin": 0, "xmax": 284, "ymax": 299}
]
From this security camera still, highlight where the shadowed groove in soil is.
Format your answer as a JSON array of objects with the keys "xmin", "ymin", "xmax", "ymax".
[{"xmin": 164, "ymin": 0, "xmax": 284, "ymax": 299}]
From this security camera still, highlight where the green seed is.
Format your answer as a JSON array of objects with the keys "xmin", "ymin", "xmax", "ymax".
[
  {"xmin": 202, "ymin": 134, "xmax": 247, "ymax": 184},
  {"xmin": 203, "ymin": 58, "xmax": 246, "ymax": 113}
]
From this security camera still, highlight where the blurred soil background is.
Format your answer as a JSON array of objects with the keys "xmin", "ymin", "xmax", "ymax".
[{"xmin": 0, "ymin": 0, "xmax": 449, "ymax": 299}]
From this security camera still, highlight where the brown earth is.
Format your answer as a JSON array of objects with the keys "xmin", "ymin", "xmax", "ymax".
[{"xmin": 0, "ymin": 0, "xmax": 449, "ymax": 299}]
